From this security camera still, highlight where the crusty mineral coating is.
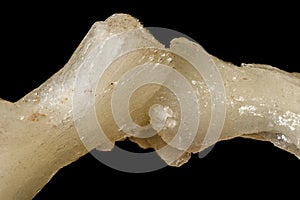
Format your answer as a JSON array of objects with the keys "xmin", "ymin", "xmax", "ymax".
[{"xmin": 0, "ymin": 14, "xmax": 299, "ymax": 199}]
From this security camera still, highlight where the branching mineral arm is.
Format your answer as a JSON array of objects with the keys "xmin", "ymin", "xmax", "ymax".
[{"xmin": 0, "ymin": 14, "xmax": 299, "ymax": 199}]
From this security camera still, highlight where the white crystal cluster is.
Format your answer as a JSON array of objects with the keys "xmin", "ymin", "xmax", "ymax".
[{"xmin": 0, "ymin": 14, "xmax": 299, "ymax": 199}]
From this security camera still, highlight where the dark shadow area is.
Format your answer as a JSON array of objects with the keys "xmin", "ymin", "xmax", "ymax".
[{"xmin": 33, "ymin": 138, "xmax": 300, "ymax": 199}]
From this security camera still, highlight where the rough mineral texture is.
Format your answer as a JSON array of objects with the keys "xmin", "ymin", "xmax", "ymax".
[{"xmin": 0, "ymin": 14, "xmax": 299, "ymax": 199}]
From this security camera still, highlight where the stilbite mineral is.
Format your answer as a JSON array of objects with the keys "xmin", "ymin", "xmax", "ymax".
[{"xmin": 0, "ymin": 14, "xmax": 299, "ymax": 199}]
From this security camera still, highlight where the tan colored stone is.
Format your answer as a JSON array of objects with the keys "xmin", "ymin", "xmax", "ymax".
[{"xmin": 0, "ymin": 14, "xmax": 299, "ymax": 199}]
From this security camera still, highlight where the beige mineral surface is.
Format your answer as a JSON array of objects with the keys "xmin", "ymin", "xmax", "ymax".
[{"xmin": 0, "ymin": 14, "xmax": 299, "ymax": 199}]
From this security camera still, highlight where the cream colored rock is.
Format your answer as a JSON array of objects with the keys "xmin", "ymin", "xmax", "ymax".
[{"xmin": 0, "ymin": 14, "xmax": 299, "ymax": 199}]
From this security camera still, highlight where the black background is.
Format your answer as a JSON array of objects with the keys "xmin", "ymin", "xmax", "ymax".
[{"xmin": 0, "ymin": 1, "xmax": 299, "ymax": 199}]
